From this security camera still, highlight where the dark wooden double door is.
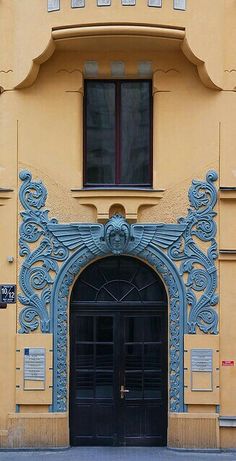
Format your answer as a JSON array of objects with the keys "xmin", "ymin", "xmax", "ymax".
[{"xmin": 70, "ymin": 308, "xmax": 167, "ymax": 446}]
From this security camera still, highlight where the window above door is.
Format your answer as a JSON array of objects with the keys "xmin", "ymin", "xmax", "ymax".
[{"xmin": 84, "ymin": 80, "xmax": 152, "ymax": 188}]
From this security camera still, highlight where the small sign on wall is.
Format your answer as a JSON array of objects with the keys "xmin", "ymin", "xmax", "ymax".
[
  {"xmin": 191, "ymin": 349, "xmax": 213, "ymax": 392},
  {"xmin": 191, "ymin": 349, "xmax": 213, "ymax": 372},
  {"xmin": 222, "ymin": 360, "xmax": 234, "ymax": 367},
  {"xmin": 0, "ymin": 285, "xmax": 16, "ymax": 304},
  {"xmin": 24, "ymin": 348, "xmax": 46, "ymax": 390}
]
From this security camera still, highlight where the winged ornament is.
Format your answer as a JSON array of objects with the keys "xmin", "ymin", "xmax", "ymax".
[{"xmin": 47, "ymin": 214, "xmax": 186, "ymax": 256}]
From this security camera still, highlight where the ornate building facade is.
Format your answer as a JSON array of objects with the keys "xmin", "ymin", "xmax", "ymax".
[{"xmin": 0, "ymin": 0, "xmax": 236, "ymax": 450}]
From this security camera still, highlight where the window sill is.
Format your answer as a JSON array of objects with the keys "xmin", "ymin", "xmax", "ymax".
[{"xmin": 70, "ymin": 187, "xmax": 165, "ymax": 222}]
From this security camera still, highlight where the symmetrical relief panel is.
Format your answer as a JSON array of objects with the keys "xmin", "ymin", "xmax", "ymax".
[{"xmin": 18, "ymin": 170, "xmax": 218, "ymax": 413}]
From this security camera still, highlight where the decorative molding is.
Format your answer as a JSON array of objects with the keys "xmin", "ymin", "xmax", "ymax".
[
  {"xmin": 168, "ymin": 170, "xmax": 218, "ymax": 334},
  {"xmin": 15, "ymin": 24, "xmax": 221, "ymax": 91},
  {"xmin": 18, "ymin": 170, "xmax": 218, "ymax": 413},
  {"xmin": 51, "ymin": 234, "xmax": 186, "ymax": 413},
  {"xmin": 18, "ymin": 171, "xmax": 69, "ymax": 333},
  {"xmin": 70, "ymin": 188, "xmax": 164, "ymax": 221}
]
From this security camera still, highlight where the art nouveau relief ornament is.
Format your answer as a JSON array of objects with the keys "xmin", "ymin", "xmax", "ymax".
[
  {"xmin": 19, "ymin": 167, "xmax": 218, "ymax": 333},
  {"xmin": 18, "ymin": 169, "xmax": 218, "ymax": 412},
  {"xmin": 47, "ymin": 213, "xmax": 186, "ymax": 256},
  {"xmin": 168, "ymin": 170, "xmax": 218, "ymax": 334},
  {"xmin": 18, "ymin": 170, "xmax": 69, "ymax": 333}
]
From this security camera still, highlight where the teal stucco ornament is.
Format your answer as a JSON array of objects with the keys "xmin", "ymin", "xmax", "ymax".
[
  {"xmin": 47, "ymin": 213, "xmax": 186, "ymax": 256},
  {"xmin": 18, "ymin": 170, "xmax": 218, "ymax": 413}
]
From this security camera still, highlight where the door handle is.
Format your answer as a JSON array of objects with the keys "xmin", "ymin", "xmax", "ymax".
[{"xmin": 120, "ymin": 385, "xmax": 130, "ymax": 399}]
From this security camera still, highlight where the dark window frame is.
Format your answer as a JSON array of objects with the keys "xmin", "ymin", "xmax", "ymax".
[{"xmin": 83, "ymin": 79, "xmax": 153, "ymax": 188}]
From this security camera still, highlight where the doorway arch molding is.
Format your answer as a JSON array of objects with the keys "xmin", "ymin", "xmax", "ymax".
[
  {"xmin": 52, "ymin": 242, "xmax": 185, "ymax": 413},
  {"xmin": 18, "ymin": 170, "xmax": 218, "ymax": 414}
]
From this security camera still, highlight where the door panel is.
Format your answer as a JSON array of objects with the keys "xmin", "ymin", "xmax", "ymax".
[
  {"xmin": 70, "ymin": 309, "xmax": 167, "ymax": 446},
  {"xmin": 120, "ymin": 313, "xmax": 167, "ymax": 446},
  {"xmin": 70, "ymin": 313, "xmax": 117, "ymax": 446}
]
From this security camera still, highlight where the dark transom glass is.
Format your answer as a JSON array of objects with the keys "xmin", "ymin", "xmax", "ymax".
[
  {"xmin": 71, "ymin": 256, "xmax": 167, "ymax": 303},
  {"xmin": 84, "ymin": 80, "xmax": 152, "ymax": 187}
]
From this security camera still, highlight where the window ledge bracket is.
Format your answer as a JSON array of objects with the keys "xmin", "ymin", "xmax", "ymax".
[{"xmin": 70, "ymin": 188, "xmax": 165, "ymax": 222}]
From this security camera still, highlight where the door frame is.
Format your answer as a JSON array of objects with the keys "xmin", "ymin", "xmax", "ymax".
[{"xmin": 52, "ymin": 250, "xmax": 186, "ymax": 414}]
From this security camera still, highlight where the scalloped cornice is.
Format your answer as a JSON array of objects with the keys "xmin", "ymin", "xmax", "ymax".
[{"xmin": 14, "ymin": 24, "xmax": 222, "ymax": 90}]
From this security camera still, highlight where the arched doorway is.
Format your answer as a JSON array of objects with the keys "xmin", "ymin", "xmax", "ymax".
[{"xmin": 69, "ymin": 256, "xmax": 168, "ymax": 447}]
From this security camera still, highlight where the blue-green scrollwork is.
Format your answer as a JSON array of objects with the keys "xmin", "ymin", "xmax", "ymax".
[
  {"xmin": 18, "ymin": 170, "xmax": 218, "ymax": 413},
  {"xmin": 18, "ymin": 170, "xmax": 69, "ymax": 333},
  {"xmin": 168, "ymin": 170, "xmax": 218, "ymax": 334}
]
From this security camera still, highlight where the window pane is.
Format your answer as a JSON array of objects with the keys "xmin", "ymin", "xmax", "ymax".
[
  {"xmin": 96, "ymin": 316, "xmax": 113, "ymax": 342},
  {"xmin": 95, "ymin": 372, "xmax": 113, "ymax": 398},
  {"xmin": 125, "ymin": 344, "xmax": 142, "ymax": 370},
  {"xmin": 120, "ymin": 81, "xmax": 151, "ymax": 185},
  {"xmin": 85, "ymin": 81, "xmax": 116, "ymax": 184},
  {"xmin": 96, "ymin": 344, "xmax": 113, "ymax": 369},
  {"xmin": 125, "ymin": 317, "xmax": 143, "ymax": 342},
  {"xmin": 144, "ymin": 372, "xmax": 162, "ymax": 399},
  {"xmin": 144, "ymin": 344, "xmax": 161, "ymax": 370},
  {"xmin": 125, "ymin": 373, "xmax": 143, "ymax": 399},
  {"xmin": 76, "ymin": 344, "xmax": 94, "ymax": 368},
  {"xmin": 76, "ymin": 372, "xmax": 94, "ymax": 399},
  {"xmin": 77, "ymin": 316, "xmax": 94, "ymax": 341}
]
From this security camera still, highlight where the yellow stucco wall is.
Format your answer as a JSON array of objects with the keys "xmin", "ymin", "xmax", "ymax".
[{"xmin": 1, "ymin": 0, "xmax": 236, "ymax": 449}]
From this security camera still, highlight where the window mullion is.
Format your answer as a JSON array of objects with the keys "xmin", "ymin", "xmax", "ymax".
[{"xmin": 115, "ymin": 81, "xmax": 121, "ymax": 185}]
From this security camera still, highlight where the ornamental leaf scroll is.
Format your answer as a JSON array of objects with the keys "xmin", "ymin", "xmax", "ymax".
[
  {"xmin": 168, "ymin": 170, "xmax": 218, "ymax": 334},
  {"xmin": 19, "ymin": 170, "xmax": 218, "ymax": 335}
]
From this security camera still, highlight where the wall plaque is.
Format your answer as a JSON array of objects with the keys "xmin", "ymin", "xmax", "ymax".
[
  {"xmin": 148, "ymin": 0, "xmax": 162, "ymax": 7},
  {"xmin": 191, "ymin": 349, "xmax": 213, "ymax": 372},
  {"xmin": 173, "ymin": 0, "xmax": 186, "ymax": 10},
  {"xmin": 71, "ymin": 0, "xmax": 85, "ymax": 7},
  {"xmin": 24, "ymin": 348, "xmax": 45, "ymax": 389},
  {"xmin": 191, "ymin": 349, "xmax": 213, "ymax": 392},
  {"xmin": 0, "ymin": 284, "xmax": 16, "ymax": 304},
  {"xmin": 48, "ymin": 0, "xmax": 60, "ymax": 11}
]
